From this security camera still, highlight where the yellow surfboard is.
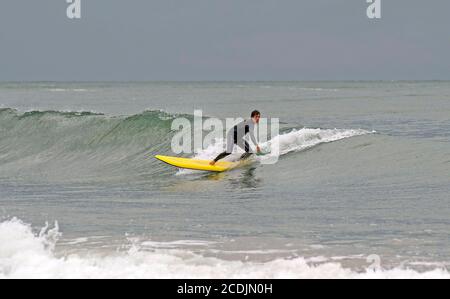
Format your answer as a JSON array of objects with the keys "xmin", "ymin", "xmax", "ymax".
[{"xmin": 155, "ymin": 155, "xmax": 242, "ymax": 172}]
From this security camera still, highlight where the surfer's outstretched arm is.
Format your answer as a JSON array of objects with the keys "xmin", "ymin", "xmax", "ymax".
[{"xmin": 248, "ymin": 124, "xmax": 261, "ymax": 154}]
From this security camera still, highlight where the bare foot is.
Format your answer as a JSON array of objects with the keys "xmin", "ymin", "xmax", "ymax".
[{"xmin": 209, "ymin": 161, "xmax": 216, "ymax": 166}]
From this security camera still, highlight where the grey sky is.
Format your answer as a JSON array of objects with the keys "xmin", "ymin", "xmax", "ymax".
[{"xmin": 1, "ymin": 0, "xmax": 449, "ymax": 81}]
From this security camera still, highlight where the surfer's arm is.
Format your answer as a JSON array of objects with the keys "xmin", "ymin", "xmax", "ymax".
[{"xmin": 248, "ymin": 125, "xmax": 261, "ymax": 153}]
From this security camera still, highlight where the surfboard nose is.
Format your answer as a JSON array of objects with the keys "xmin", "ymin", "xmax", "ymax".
[{"xmin": 155, "ymin": 155, "xmax": 170, "ymax": 162}]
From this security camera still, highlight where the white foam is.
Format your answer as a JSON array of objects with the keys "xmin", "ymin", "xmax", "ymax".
[
  {"xmin": 47, "ymin": 88, "xmax": 90, "ymax": 92},
  {"xmin": 62, "ymin": 237, "xmax": 89, "ymax": 245},
  {"xmin": 177, "ymin": 128, "xmax": 373, "ymax": 175},
  {"xmin": 141, "ymin": 240, "xmax": 216, "ymax": 249},
  {"xmin": 1, "ymin": 219, "xmax": 449, "ymax": 279},
  {"xmin": 268, "ymin": 128, "xmax": 373, "ymax": 157}
]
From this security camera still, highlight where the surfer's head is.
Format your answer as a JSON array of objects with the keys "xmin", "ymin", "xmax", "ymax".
[{"xmin": 251, "ymin": 110, "xmax": 261, "ymax": 124}]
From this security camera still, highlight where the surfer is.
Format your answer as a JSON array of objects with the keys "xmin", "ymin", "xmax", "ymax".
[{"xmin": 210, "ymin": 110, "xmax": 262, "ymax": 166}]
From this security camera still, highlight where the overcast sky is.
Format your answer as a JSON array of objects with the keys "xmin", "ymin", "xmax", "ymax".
[{"xmin": 0, "ymin": 0, "xmax": 449, "ymax": 81}]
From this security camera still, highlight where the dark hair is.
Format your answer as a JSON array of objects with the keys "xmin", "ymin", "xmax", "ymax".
[{"xmin": 251, "ymin": 110, "xmax": 261, "ymax": 118}]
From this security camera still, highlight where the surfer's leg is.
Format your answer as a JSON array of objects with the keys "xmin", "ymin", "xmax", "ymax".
[
  {"xmin": 213, "ymin": 152, "xmax": 231, "ymax": 163},
  {"xmin": 239, "ymin": 141, "xmax": 252, "ymax": 160},
  {"xmin": 210, "ymin": 130, "xmax": 236, "ymax": 165},
  {"xmin": 211, "ymin": 149, "xmax": 232, "ymax": 165},
  {"xmin": 240, "ymin": 153, "xmax": 252, "ymax": 160}
]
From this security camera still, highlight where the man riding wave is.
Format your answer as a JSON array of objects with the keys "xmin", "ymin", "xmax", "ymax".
[{"xmin": 210, "ymin": 110, "xmax": 262, "ymax": 166}]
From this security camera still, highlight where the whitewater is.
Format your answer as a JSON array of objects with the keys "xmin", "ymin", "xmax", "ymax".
[{"xmin": 1, "ymin": 218, "xmax": 449, "ymax": 279}]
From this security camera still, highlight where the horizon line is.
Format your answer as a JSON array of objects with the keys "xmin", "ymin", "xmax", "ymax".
[{"xmin": 1, "ymin": 79, "xmax": 450, "ymax": 84}]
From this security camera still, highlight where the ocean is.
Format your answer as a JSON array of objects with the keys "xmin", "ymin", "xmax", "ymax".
[{"xmin": 1, "ymin": 81, "xmax": 450, "ymax": 278}]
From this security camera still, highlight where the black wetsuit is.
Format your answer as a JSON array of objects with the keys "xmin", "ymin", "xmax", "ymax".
[{"xmin": 213, "ymin": 119, "xmax": 258, "ymax": 162}]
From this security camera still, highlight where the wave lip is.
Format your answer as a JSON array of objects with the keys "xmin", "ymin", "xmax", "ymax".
[
  {"xmin": 266, "ymin": 128, "xmax": 375, "ymax": 157},
  {"xmin": 1, "ymin": 219, "xmax": 449, "ymax": 279}
]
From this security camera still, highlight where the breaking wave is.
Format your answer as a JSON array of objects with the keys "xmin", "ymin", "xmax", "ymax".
[
  {"xmin": 0, "ymin": 108, "xmax": 373, "ymax": 182},
  {"xmin": 0, "ymin": 218, "xmax": 448, "ymax": 279}
]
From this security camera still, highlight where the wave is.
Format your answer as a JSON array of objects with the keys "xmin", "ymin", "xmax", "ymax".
[
  {"xmin": 0, "ymin": 108, "xmax": 185, "ymax": 182},
  {"xmin": 179, "ymin": 128, "xmax": 373, "ymax": 174},
  {"xmin": 0, "ymin": 108, "xmax": 373, "ymax": 182},
  {"xmin": 0, "ymin": 218, "xmax": 448, "ymax": 279}
]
